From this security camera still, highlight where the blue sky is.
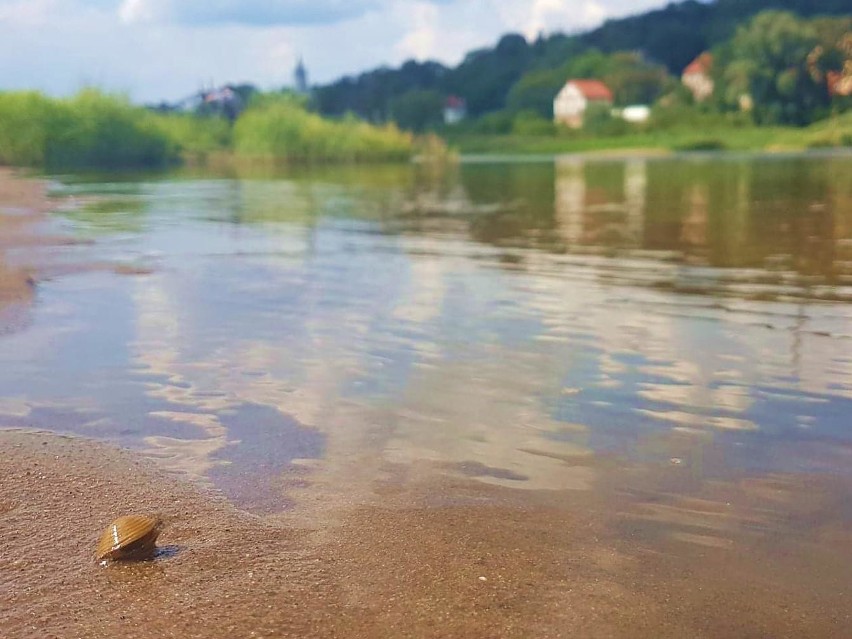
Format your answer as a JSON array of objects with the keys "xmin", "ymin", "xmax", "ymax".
[{"xmin": 0, "ymin": 0, "xmax": 668, "ymax": 103}]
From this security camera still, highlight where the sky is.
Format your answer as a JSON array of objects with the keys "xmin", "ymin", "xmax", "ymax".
[{"xmin": 0, "ymin": 0, "xmax": 669, "ymax": 103}]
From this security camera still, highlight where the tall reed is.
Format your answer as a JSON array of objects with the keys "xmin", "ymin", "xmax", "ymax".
[
  {"xmin": 233, "ymin": 96, "xmax": 413, "ymax": 163},
  {"xmin": 0, "ymin": 90, "xmax": 176, "ymax": 168}
]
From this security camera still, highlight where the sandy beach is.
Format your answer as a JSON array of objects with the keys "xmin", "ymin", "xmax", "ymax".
[
  {"xmin": 3, "ymin": 428, "xmax": 852, "ymax": 639},
  {"xmin": 2, "ymin": 169, "xmax": 851, "ymax": 638}
]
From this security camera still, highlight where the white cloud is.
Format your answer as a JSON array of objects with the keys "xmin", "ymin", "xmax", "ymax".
[
  {"xmin": 0, "ymin": 0, "xmax": 671, "ymax": 102},
  {"xmin": 394, "ymin": 2, "xmax": 439, "ymax": 61},
  {"xmin": 524, "ymin": 0, "xmax": 608, "ymax": 39},
  {"xmin": 118, "ymin": 0, "xmax": 160, "ymax": 23},
  {"xmin": 117, "ymin": 0, "xmax": 390, "ymax": 26},
  {"xmin": 0, "ymin": 0, "xmax": 75, "ymax": 26}
]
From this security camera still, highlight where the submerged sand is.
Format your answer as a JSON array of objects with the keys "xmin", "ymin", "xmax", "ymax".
[
  {"xmin": 0, "ymin": 168, "xmax": 50, "ymax": 332},
  {"xmin": 2, "ymin": 169, "xmax": 851, "ymax": 638},
  {"xmin": 2, "ymin": 430, "xmax": 851, "ymax": 639}
]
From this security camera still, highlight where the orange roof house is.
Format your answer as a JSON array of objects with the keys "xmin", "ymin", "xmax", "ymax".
[
  {"xmin": 828, "ymin": 69, "xmax": 852, "ymax": 97},
  {"xmin": 682, "ymin": 52, "xmax": 714, "ymax": 102},
  {"xmin": 553, "ymin": 79, "xmax": 614, "ymax": 128}
]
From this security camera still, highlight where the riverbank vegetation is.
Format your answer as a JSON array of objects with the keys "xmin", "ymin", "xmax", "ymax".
[
  {"xmin": 0, "ymin": 91, "xmax": 415, "ymax": 170},
  {"xmin": 444, "ymin": 107, "xmax": 852, "ymax": 156},
  {"xmin": 232, "ymin": 95, "xmax": 411, "ymax": 163},
  {"xmin": 1, "ymin": 2, "xmax": 849, "ymax": 168},
  {"xmin": 0, "ymin": 90, "xmax": 173, "ymax": 168}
]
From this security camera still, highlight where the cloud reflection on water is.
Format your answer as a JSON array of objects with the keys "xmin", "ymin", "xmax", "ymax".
[{"xmin": 1, "ymin": 155, "xmax": 851, "ymax": 508}]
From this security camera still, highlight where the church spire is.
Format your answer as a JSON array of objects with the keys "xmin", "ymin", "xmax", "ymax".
[{"xmin": 294, "ymin": 57, "xmax": 308, "ymax": 94}]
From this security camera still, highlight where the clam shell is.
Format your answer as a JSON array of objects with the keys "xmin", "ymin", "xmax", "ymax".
[{"xmin": 96, "ymin": 514, "xmax": 161, "ymax": 563}]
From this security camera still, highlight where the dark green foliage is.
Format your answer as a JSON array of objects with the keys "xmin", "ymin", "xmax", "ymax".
[
  {"xmin": 674, "ymin": 137, "xmax": 728, "ymax": 151},
  {"xmin": 390, "ymin": 89, "xmax": 445, "ymax": 132},
  {"xmin": 584, "ymin": 0, "xmax": 851, "ymax": 73},
  {"xmin": 314, "ymin": 60, "xmax": 447, "ymax": 121},
  {"xmin": 718, "ymin": 11, "xmax": 840, "ymax": 125},
  {"xmin": 511, "ymin": 111, "xmax": 556, "ymax": 136},
  {"xmin": 506, "ymin": 70, "xmax": 566, "ymax": 118},
  {"xmin": 468, "ymin": 111, "xmax": 514, "ymax": 135},
  {"xmin": 583, "ymin": 0, "xmax": 711, "ymax": 73},
  {"xmin": 445, "ymin": 34, "xmax": 533, "ymax": 116}
]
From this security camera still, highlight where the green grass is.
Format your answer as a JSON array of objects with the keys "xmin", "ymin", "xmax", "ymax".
[{"xmin": 444, "ymin": 110, "xmax": 852, "ymax": 156}]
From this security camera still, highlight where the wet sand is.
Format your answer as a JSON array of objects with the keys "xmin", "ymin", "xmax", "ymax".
[
  {"xmin": 0, "ymin": 168, "xmax": 50, "ymax": 332},
  {"xmin": 2, "ymin": 170, "xmax": 852, "ymax": 638},
  {"xmin": 2, "ymin": 430, "xmax": 851, "ymax": 638},
  {"xmin": 0, "ymin": 168, "xmax": 147, "ymax": 334}
]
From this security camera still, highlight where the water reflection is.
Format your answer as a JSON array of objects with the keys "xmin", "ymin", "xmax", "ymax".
[
  {"xmin": 0, "ymin": 154, "xmax": 851, "ymax": 512},
  {"xmin": 555, "ymin": 157, "xmax": 646, "ymax": 248}
]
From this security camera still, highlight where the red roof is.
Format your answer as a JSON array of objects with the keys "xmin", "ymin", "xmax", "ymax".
[
  {"xmin": 568, "ymin": 79, "xmax": 613, "ymax": 102},
  {"xmin": 683, "ymin": 52, "xmax": 713, "ymax": 76}
]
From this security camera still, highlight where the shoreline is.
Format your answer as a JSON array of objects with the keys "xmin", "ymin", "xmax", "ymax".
[{"xmin": 457, "ymin": 145, "xmax": 852, "ymax": 164}]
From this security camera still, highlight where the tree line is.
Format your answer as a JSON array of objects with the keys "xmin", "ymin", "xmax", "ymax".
[{"xmin": 312, "ymin": 0, "xmax": 851, "ymax": 131}]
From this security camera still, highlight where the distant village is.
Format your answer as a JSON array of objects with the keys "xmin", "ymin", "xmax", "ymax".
[
  {"xmin": 146, "ymin": 52, "xmax": 724, "ymax": 130},
  {"xmin": 147, "ymin": 58, "xmax": 311, "ymax": 122},
  {"xmin": 552, "ymin": 53, "xmax": 714, "ymax": 129},
  {"xmin": 146, "ymin": 5, "xmax": 851, "ymax": 137}
]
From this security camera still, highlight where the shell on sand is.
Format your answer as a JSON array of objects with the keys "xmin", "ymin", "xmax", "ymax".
[{"xmin": 96, "ymin": 515, "xmax": 161, "ymax": 563}]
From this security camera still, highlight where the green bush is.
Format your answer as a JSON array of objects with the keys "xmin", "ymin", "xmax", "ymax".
[
  {"xmin": 150, "ymin": 113, "xmax": 231, "ymax": 156},
  {"xmin": 582, "ymin": 104, "xmax": 629, "ymax": 136},
  {"xmin": 0, "ymin": 89, "xmax": 414, "ymax": 168},
  {"xmin": 0, "ymin": 92, "xmax": 56, "ymax": 166},
  {"xmin": 512, "ymin": 110, "xmax": 556, "ymax": 136},
  {"xmin": 233, "ymin": 96, "xmax": 413, "ymax": 162},
  {"xmin": 0, "ymin": 89, "xmax": 176, "ymax": 169},
  {"xmin": 674, "ymin": 138, "xmax": 728, "ymax": 151},
  {"xmin": 469, "ymin": 111, "xmax": 514, "ymax": 134}
]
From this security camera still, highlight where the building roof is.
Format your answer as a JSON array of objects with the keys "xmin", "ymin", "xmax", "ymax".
[
  {"xmin": 828, "ymin": 70, "xmax": 852, "ymax": 97},
  {"xmin": 445, "ymin": 95, "xmax": 466, "ymax": 109},
  {"xmin": 567, "ymin": 79, "xmax": 613, "ymax": 102},
  {"xmin": 683, "ymin": 52, "xmax": 713, "ymax": 76}
]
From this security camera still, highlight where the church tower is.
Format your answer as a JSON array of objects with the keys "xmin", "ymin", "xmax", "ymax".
[{"xmin": 294, "ymin": 57, "xmax": 308, "ymax": 94}]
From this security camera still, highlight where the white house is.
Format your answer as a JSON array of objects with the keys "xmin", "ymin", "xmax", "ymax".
[
  {"xmin": 553, "ymin": 80, "xmax": 614, "ymax": 128},
  {"xmin": 443, "ymin": 95, "xmax": 467, "ymax": 125}
]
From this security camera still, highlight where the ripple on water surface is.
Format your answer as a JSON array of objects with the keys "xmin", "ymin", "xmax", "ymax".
[{"xmin": 1, "ymin": 155, "xmax": 851, "ymax": 511}]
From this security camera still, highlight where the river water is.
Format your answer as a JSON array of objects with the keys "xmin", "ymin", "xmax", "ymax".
[{"xmin": 2, "ymin": 153, "xmax": 851, "ymax": 519}]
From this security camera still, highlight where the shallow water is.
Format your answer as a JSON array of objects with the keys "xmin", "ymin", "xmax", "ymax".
[{"xmin": 2, "ymin": 154, "xmax": 852, "ymax": 513}]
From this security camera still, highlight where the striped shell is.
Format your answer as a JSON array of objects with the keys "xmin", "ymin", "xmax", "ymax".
[{"xmin": 96, "ymin": 515, "xmax": 161, "ymax": 563}]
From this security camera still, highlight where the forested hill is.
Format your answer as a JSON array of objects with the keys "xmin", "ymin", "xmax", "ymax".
[
  {"xmin": 581, "ymin": 0, "xmax": 852, "ymax": 73},
  {"xmin": 313, "ymin": 0, "xmax": 851, "ymax": 123}
]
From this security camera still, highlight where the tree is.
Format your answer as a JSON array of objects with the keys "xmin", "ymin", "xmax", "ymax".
[
  {"xmin": 724, "ymin": 11, "xmax": 827, "ymax": 125},
  {"xmin": 445, "ymin": 33, "xmax": 532, "ymax": 116},
  {"xmin": 602, "ymin": 53, "xmax": 672, "ymax": 106},
  {"xmin": 389, "ymin": 89, "xmax": 444, "ymax": 132},
  {"xmin": 506, "ymin": 69, "xmax": 566, "ymax": 118}
]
